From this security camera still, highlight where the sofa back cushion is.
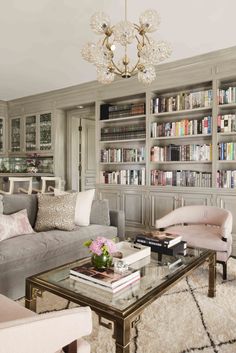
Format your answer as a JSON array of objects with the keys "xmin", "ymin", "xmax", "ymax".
[
  {"xmin": 35, "ymin": 193, "xmax": 77, "ymax": 232},
  {"xmin": 3, "ymin": 194, "xmax": 38, "ymax": 227},
  {"xmin": 90, "ymin": 199, "xmax": 110, "ymax": 226},
  {"xmin": 0, "ymin": 209, "xmax": 34, "ymax": 242}
]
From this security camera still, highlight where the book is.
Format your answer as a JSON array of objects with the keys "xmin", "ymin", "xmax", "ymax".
[
  {"xmin": 70, "ymin": 273, "xmax": 140, "ymax": 293},
  {"xmin": 70, "ymin": 263, "xmax": 140, "ymax": 289},
  {"xmin": 156, "ymin": 241, "xmax": 187, "ymax": 256},
  {"xmin": 135, "ymin": 234, "xmax": 182, "ymax": 248}
]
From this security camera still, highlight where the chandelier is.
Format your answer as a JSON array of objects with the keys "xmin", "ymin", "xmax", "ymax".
[{"xmin": 81, "ymin": 0, "xmax": 172, "ymax": 85}]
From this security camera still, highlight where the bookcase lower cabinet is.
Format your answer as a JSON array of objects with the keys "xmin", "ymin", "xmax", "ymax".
[
  {"xmin": 97, "ymin": 188, "xmax": 146, "ymax": 229},
  {"xmin": 215, "ymin": 194, "xmax": 236, "ymax": 234},
  {"xmin": 149, "ymin": 192, "xmax": 177, "ymax": 228},
  {"xmin": 121, "ymin": 190, "xmax": 146, "ymax": 229},
  {"xmin": 97, "ymin": 189, "xmax": 121, "ymax": 211},
  {"xmin": 180, "ymin": 193, "xmax": 212, "ymax": 207}
]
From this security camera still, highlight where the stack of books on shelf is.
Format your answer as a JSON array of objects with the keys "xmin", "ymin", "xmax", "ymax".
[
  {"xmin": 151, "ymin": 117, "xmax": 212, "ymax": 138},
  {"xmin": 135, "ymin": 232, "xmax": 187, "ymax": 256},
  {"xmin": 150, "ymin": 144, "xmax": 212, "ymax": 162},
  {"xmin": 100, "ymin": 168, "xmax": 145, "ymax": 185},
  {"xmin": 151, "ymin": 89, "xmax": 212, "ymax": 114},
  {"xmin": 217, "ymin": 170, "xmax": 236, "ymax": 189},
  {"xmin": 70, "ymin": 263, "xmax": 140, "ymax": 293},
  {"xmin": 101, "ymin": 124, "xmax": 146, "ymax": 141},
  {"xmin": 100, "ymin": 147, "xmax": 145, "ymax": 163},
  {"xmin": 150, "ymin": 170, "xmax": 212, "ymax": 188},
  {"xmin": 218, "ymin": 87, "xmax": 236, "ymax": 105},
  {"xmin": 100, "ymin": 102, "xmax": 145, "ymax": 120},
  {"xmin": 218, "ymin": 142, "xmax": 236, "ymax": 160},
  {"xmin": 217, "ymin": 114, "xmax": 236, "ymax": 133}
]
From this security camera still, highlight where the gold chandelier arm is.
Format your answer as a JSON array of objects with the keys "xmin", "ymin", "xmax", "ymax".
[
  {"xmin": 111, "ymin": 59, "xmax": 123, "ymax": 74},
  {"xmin": 130, "ymin": 58, "xmax": 141, "ymax": 74}
]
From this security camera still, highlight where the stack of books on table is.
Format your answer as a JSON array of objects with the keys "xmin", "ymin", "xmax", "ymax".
[
  {"xmin": 69, "ymin": 263, "xmax": 140, "ymax": 294},
  {"xmin": 135, "ymin": 233, "xmax": 187, "ymax": 256}
]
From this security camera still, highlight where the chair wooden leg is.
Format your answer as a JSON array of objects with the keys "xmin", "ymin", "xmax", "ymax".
[
  {"xmin": 63, "ymin": 340, "xmax": 77, "ymax": 353},
  {"xmin": 222, "ymin": 262, "xmax": 227, "ymax": 280}
]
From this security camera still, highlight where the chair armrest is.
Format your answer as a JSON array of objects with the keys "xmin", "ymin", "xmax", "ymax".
[
  {"xmin": 0, "ymin": 307, "xmax": 92, "ymax": 353},
  {"xmin": 109, "ymin": 210, "xmax": 125, "ymax": 240},
  {"xmin": 220, "ymin": 211, "xmax": 233, "ymax": 239},
  {"xmin": 155, "ymin": 210, "xmax": 177, "ymax": 229}
]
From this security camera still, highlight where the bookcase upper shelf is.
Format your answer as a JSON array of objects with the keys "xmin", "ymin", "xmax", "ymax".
[
  {"xmin": 100, "ymin": 114, "xmax": 146, "ymax": 123},
  {"xmin": 151, "ymin": 107, "xmax": 212, "ymax": 118}
]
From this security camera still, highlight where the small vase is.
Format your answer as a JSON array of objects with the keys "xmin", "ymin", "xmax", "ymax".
[
  {"xmin": 91, "ymin": 253, "xmax": 113, "ymax": 270},
  {"xmin": 27, "ymin": 166, "xmax": 38, "ymax": 174}
]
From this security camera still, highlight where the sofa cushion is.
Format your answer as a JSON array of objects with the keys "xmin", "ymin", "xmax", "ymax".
[
  {"xmin": 75, "ymin": 189, "xmax": 95, "ymax": 226},
  {"xmin": 0, "ymin": 225, "xmax": 117, "ymax": 273},
  {"xmin": 35, "ymin": 193, "xmax": 77, "ymax": 232},
  {"xmin": 90, "ymin": 199, "xmax": 110, "ymax": 226},
  {"xmin": 0, "ymin": 209, "xmax": 35, "ymax": 242},
  {"xmin": 3, "ymin": 194, "xmax": 37, "ymax": 227}
]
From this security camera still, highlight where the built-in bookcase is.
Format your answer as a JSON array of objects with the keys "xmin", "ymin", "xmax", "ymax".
[
  {"xmin": 217, "ymin": 78, "xmax": 236, "ymax": 188},
  {"xmin": 97, "ymin": 78, "xmax": 236, "ymax": 190},
  {"xmin": 149, "ymin": 82, "xmax": 214, "ymax": 188},
  {"xmin": 98, "ymin": 94, "xmax": 146, "ymax": 186}
]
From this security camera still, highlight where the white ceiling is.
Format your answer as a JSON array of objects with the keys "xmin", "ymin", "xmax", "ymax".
[{"xmin": 0, "ymin": 0, "xmax": 236, "ymax": 100}]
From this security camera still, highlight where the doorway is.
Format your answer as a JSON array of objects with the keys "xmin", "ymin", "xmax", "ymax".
[{"xmin": 67, "ymin": 107, "xmax": 96, "ymax": 191}]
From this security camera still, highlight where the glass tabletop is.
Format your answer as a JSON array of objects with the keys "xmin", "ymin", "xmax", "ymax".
[{"xmin": 37, "ymin": 247, "xmax": 206, "ymax": 311}]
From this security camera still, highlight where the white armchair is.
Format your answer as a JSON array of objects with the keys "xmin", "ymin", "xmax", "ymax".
[
  {"xmin": 0, "ymin": 294, "xmax": 92, "ymax": 353},
  {"xmin": 155, "ymin": 205, "xmax": 233, "ymax": 279}
]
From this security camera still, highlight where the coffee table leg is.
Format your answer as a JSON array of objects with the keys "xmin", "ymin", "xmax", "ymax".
[
  {"xmin": 208, "ymin": 252, "xmax": 216, "ymax": 298},
  {"xmin": 114, "ymin": 319, "xmax": 131, "ymax": 353},
  {"xmin": 25, "ymin": 280, "xmax": 42, "ymax": 311}
]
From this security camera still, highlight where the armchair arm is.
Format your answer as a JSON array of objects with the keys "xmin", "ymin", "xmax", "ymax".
[
  {"xmin": 220, "ymin": 211, "xmax": 233, "ymax": 239},
  {"xmin": 155, "ymin": 209, "xmax": 180, "ymax": 229},
  {"xmin": 0, "ymin": 307, "xmax": 92, "ymax": 353},
  {"xmin": 110, "ymin": 210, "xmax": 125, "ymax": 240}
]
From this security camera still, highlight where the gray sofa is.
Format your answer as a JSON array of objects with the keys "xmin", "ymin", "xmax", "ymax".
[{"xmin": 0, "ymin": 194, "xmax": 125, "ymax": 300}]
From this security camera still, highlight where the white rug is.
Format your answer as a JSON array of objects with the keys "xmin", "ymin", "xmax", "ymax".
[{"xmin": 18, "ymin": 258, "xmax": 236, "ymax": 353}]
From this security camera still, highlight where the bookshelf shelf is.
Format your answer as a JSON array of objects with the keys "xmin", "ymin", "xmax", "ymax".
[
  {"xmin": 150, "ymin": 134, "xmax": 211, "ymax": 141},
  {"xmin": 151, "ymin": 107, "xmax": 212, "ymax": 118},
  {"xmin": 100, "ymin": 138, "xmax": 146, "ymax": 144},
  {"xmin": 150, "ymin": 161, "xmax": 212, "ymax": 165},
  {"xmin": 217, "ymin": 132, "xmax": 236, "ymax": 137},
  {"xmin": 217, "ymin": 160, "xmax": 236, "ymax": 163},
  {"xmin": 218, "ymin": 103, "xmax": 236, "ymax": 110},
  {"xmin": 100, "ymin": 162, "xmax": 145, "ymax": 165},
  {"xmin": 100, "ymin": 114, "xmax": 146, "ymax": 123}
]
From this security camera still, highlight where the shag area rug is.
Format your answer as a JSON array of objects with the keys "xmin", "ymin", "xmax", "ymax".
[{"xmin": 18, "ymin": 258, "xmax": 236, "ymax": 353}]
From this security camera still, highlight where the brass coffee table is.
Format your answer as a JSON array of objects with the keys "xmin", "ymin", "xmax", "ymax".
[{"xmin": 25, "ymin": 248, "xmax": 216, "ymax": 353}]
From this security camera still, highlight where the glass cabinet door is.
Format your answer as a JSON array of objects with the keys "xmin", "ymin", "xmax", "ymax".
[
  {"xmin": 10, "ymin": 118, "xmax": 21, "ymax": 152},
  {"xmin": 25, "ymin": 115, "xmax": 37, "ymax": 151},
  {"xmin": 39, "ymin": 113, "xmax": 52, "ymax": 151},
  {"xmin": 0, "ymin": 118, "xmax": 4, "ymax": 153}
]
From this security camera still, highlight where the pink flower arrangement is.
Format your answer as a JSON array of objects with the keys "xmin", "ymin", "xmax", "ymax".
[{"xmin": 84, "ymin": 237, "xmax": 117, "ymax": 256}]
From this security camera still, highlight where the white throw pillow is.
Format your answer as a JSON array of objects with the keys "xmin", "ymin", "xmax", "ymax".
[
  {"xmin": 75, "ymin": 189, "xmax": 95, "ymax": 226},
  {"xmin": 0, "ymin": 209, "xmax": 34, "ymax": 242}
]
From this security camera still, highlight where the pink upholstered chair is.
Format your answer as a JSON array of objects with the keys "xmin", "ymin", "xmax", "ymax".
[
  {"xmin": 155, "ymin": 205, "xmax": 233, "ymax": 279},
  {"xmin": 0, "ymin": 294, "xmax": 92, "ymax": 353}
]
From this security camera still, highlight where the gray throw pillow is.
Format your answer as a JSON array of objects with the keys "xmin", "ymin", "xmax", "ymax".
[
  {"xmin": 35, "ymin": 193, "xmax": 77, "ymax": 232},
  {"xmin": 90, "ymin": 199, "xmax": 110, "ymax": 226}
]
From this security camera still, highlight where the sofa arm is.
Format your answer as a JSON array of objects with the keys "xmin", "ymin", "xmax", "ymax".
[{"xmin": 109, "ymin": 210, "xmax": 125, "ymax": 240}]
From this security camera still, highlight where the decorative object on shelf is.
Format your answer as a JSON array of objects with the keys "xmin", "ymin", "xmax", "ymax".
[
  {"xmin": 84, "ymin": 237, "xmax": 117, "ymax": 270},
  {"xmin": 81, "ymin": 0, "xmax": 171, "ymax": 84},
  {"xmin": 26, "ymin": 153, "xmax": 41, "ymax": 173}
]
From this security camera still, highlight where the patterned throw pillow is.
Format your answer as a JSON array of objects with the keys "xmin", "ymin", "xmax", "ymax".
[
  {"xmin": 0, "ymin": 209, "xmax": 34, "ymax": 242},
  {"xmin": 35, "ymin": 193, "xmax": 77, "ymax": 232}
]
